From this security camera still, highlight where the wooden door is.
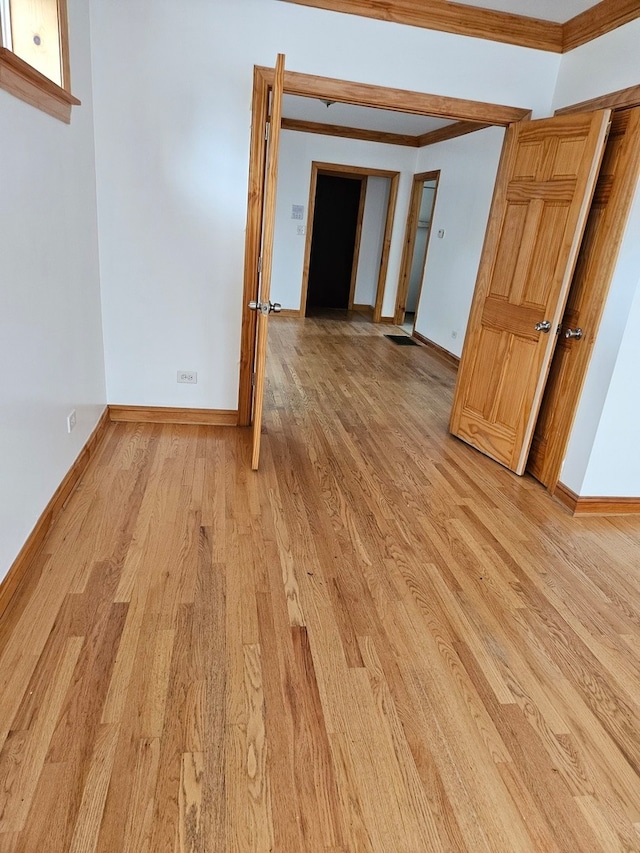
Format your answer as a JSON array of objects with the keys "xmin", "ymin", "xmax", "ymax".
[
  {"xmin": 449, "ymin": 110, "xmax": 610, "ymax": 474},
  {"xmin": 251, "ymin": 53, "xmax": 285, "ymax": 471},
  {"xmin": 528, "ymin": 108, "xmax": 640, "ymax": 490}
]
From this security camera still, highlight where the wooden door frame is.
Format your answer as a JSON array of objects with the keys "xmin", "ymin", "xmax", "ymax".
[
  {"xmin": 300, "ymin": 163, "xmax": 399, "ymax": 319},
  {"xmin": 526, "ymin": 90, "xmax": 640, "ymax": 494},
  {"xmin": 238, "ymin": 66, "xmax": 532, "ymax": 425},
  {"xmin": 394, "ymin": 170, "xmax": 440, "ymax": 326}
]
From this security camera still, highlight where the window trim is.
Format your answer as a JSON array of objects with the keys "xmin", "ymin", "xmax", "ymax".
[{"xmin": 0, "ymin": 0, "xmax": 80, "ymax": 122}]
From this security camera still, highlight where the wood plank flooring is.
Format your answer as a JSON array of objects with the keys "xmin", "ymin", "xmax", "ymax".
[{"xmin": 1, "ymin": 313, "xmax": 640, "ymax": 851}]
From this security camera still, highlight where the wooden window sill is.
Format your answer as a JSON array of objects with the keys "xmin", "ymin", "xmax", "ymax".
[{"xmin": 0, "ymin": 47, "xmax": 80, "ymax": 123}]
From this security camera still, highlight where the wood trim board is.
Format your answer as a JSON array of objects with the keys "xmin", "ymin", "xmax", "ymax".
[
  {"xmin": 259, "ymin": 67, "xmax": 532, "ymax": 126},
  {"xmin": 349, "ymin": 177, "xmax": 368, "ymax": 309},
  {"xmin": 0, "ymin": 407, "xmax": 111, "ymax": 621},
  {"xmin": 299, "ymin": 163, "xmax": 320, "ymax": 317},
  {"xmin": 417, "ymin": 121, "xmax": 491, "ymax": 148},
  {"xmin": 278, "ymin": 0, "xmax": 563, "ymax": 52},
  {"xmin": 58, "ymin": 0, "xmax": 72, "ymax": 91},
  {"xmin": 563, "ymin": 0, "xmax": 640, "ymax": 52},
  {"xmin": 555, "ymin": 84, "xmax": 640, "ymax": 117},
  {"xmin": 554, "ymin": 482, "xmax": 640, "ymax": 515},
  {"xmin": 412, "ymin": 330, "xmax": 460, "ymax": 369},
  {"xmin": 272, "ymin": 308, "xmax": 301, "ymax": 317},
  {"xmin": 108, "ymin": 406, "xmax": 239, "ymax": 426},
  {"xmin": 281, "ymin": 117, "xmax": 420, "ymax": 147},
  {"xmin": 0, "ymin": 46, "xmax": 80, "ymax": 122},
  {"xmin": 373, "ymin": 172, "xmax": 400, "ymax": 323},
  {"xmin": 352, "ymin": 303, "xmax": 374, "ymax": 316},
  {"xmin": 281, "ymin": 117, "xmax": 489, "ymax": 149},
  {"xmin": 279, "ymin": 0, "xmax": 640, "ymax": 53}
]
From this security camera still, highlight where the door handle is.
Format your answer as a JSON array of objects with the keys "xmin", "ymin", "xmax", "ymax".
[
  {"xmin": 249, "ymin": 300, "xmax": 282, "ymax": 315},
  {"xmin": 564, "ymin": 327, "xmax": 583, "ymax": 340},
  {"xmin": 534, "ymin": 320, "xmax": 552, "ymax": 333}
]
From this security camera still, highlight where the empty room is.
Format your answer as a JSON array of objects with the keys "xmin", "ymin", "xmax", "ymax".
[{"xmin": 1, "ymin": 0, "xmax": 640, "ymax": 849}]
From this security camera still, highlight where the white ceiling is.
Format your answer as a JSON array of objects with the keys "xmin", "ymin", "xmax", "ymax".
[
  {"xmin": 282, "ymin": 94, "xmax": 455, "ymax": 137},
  {"xmin": 451, "ymin": 0, "xmax": 599, "ymax": 23}
]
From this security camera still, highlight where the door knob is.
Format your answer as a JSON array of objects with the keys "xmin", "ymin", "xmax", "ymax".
[
  {"xmin": 248, "ymin": 300, "xmax": 282, "ymax": 315},
  {"xmin": 564, "ymin": 327, "xmax": 583, "ymax": 340},
  {"xmin": 534, "ymin": 320, "xmax": 552, "ymax": 333}
]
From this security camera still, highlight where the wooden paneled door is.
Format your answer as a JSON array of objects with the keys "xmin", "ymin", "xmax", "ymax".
[
  {"xmin": 250, "ymin": 53, "xmax": 285, "ymax": 470},
  {"xmin": 449, "ymin": 110, "xmax": 610, "ymax": 474},
  {"xmin": 528, "ymin": 107, "xmax": 640, "ymax": 490}
]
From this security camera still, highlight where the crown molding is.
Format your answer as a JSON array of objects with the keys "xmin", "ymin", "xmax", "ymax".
[
  {"xmin": 281, "ymin": 117, "xmax": 491, "ymax": 148},
  {"xmin": 279, "ymin": 0, "xmax": 640, "ymax": 53},
  {"xmin": 279, "ymin": 0, "xmax": 563, "ymax": 51},
  {"xmin": 281, "ymin": 117, "xmax": 420, "ymax": 146},
  {"xmin": 563, "ymin": 0, "xmax": 640, "ymax": 51}
]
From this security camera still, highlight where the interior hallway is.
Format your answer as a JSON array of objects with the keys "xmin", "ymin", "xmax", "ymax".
[{"xmin": 1, "ymin": 315, "xmax": 640, "ymax": 851}]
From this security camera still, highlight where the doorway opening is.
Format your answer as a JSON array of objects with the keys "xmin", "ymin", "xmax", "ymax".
[
  {"xmin": 300, "ymin": 162, "xmax": 399, "ymax": 322},
  {"xmin": 239, "ymin": 65, "xmax": 531, "ymax": 426},
  {"xmin": 394, "ymin": 171, "xmax": 440, "ymax": 331},
  {"xmin": 305, "ymin": 173, "xmax": 365, "ymax": 314}
]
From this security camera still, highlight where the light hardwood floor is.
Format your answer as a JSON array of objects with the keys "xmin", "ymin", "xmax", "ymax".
[{"xmin": 1, "ymin": 313, "xmax": 640, "ymax": 851}]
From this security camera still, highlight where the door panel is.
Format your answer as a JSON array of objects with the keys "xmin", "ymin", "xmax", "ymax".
[
  {"xmin": 528, "ymin": 107, "xmax": 640, "ymax": 489},
  {"xmin": 450, "ymin": 110, "xmax": 610, "ymax": 474},
  {"xmin": 251, "ymin": 54, "xmax": 285, "ymax": 471}
]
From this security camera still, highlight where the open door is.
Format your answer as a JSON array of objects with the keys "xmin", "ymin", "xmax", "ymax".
[
  {"xmin": 528, "ymin": 107, "xmax": 640, "ymax": 491},
  {"xmin": 249, "ymin": 54, "xmax": 285, "ymax": 471},
  {"xmin": 449, "ymin": 110, "xmax": 610, "ymax": 474}
]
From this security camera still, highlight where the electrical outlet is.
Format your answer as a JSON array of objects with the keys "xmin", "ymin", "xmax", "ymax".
[
  {"xmin": 67, "ymin": 409, "xmax": 76, "ymax": 433},
  {"xmin": 177, "ymin": 370, "xmax": 197, "ymax": 384},
  {"xmin": 296, "ymin": 224, "xmax": 306, "ymax": 236},
  {"xmin": 437, "ymin": 228, "xmax": 445, "ymax": 238}
]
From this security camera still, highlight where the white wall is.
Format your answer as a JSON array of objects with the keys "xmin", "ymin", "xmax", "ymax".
[
  {"xmin": 89, "ymin": 0, "xmax": 560, "ymax": 409},
  {"xmin": 553, "ymin": 19, "xmax": 640, "ymax": 495},
  {"xmin": 271, "ymin": 132, "xmax": 413, "ymax": 313},
  {"xmin": 354, "ymin": 177, "xmax": 390, "ymax": 307},
  {"xmin": 0, "ymin": 0, "xmax": 105, "ymax": 581},
  {"xmin": 413, "ymin": 127, "xmax": 505, "ymax": 356},
  {"xmin": 582, "ymin": 277, "xmax": 640, "ymax": 496}
]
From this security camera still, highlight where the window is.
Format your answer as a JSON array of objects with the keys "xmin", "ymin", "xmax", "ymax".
[{"xmin": 0, "ymin": 0, "xmax": 79, "ymax": 122}]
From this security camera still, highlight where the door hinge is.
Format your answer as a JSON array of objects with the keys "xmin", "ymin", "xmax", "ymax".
[
  {"xmin": 258, "ymin": 255, "xmax": 263, "ymax": 274},
  {"xmin": 265, "ymin": 121, "xmax": 270, "ymax": 143},
  {"xmin": 251, "ymin": 371, "xmax": 257, "ymax": 387}
]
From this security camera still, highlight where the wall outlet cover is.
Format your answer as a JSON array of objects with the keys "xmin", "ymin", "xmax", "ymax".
[{"xmin": 177, "ymin": 370, "xmax": 197, "ymax": 384}]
